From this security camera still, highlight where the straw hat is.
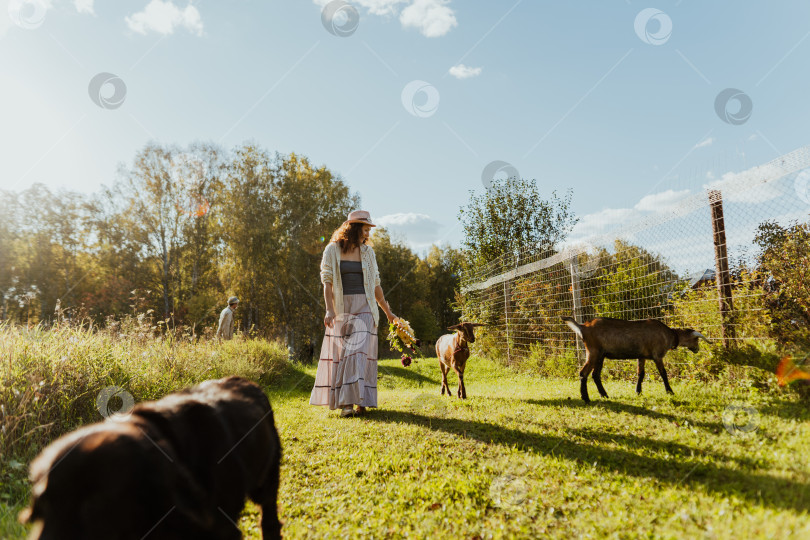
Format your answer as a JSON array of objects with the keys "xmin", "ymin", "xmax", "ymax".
[{"xmin": 344, "ymin": 210, "xmax": 376, "ymax": 227}]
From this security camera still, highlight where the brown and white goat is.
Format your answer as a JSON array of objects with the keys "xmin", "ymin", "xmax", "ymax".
[
  {"xmin": 435, "ymin": 322, "xmax": 484, "ymax": 399},
  {"xmin": 562, "ymin": 316, "xmax": 710, "ymax": 403}
]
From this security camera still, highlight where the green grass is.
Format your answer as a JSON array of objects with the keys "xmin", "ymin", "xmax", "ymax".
[
  {"xmin": 3, "ymin": 325, "xmax": 810, "ymax": 538},
  {"xmin": 245, "ymin": 357, "xmax": 810, "ymax": 539}
]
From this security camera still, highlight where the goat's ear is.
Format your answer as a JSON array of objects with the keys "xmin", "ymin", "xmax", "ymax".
[
  {"xmin": 470, "ymin": 323, "xmax": 486, "ymax": 327},
  {"xmin": 447, "ymin": 325, "xmax": 460, "ymax": 331}
]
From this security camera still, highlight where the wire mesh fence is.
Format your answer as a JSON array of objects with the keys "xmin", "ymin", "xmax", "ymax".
[{"xmin": 460, "ymin": 144, "xmax": 810, "ymax": 370}]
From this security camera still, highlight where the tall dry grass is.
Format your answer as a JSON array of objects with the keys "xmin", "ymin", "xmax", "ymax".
[{"xmin": 0, "ymin": 315, "xmax": 289, "ymax": 503}]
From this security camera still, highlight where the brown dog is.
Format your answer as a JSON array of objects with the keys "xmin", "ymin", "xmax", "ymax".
[
  {"xmin": 435, "ymin": 322, "xmax": 484, "ymax": 399},
  {"xmin": 20, "ymin": 376, "xmax": 282, "ymax": 540}
]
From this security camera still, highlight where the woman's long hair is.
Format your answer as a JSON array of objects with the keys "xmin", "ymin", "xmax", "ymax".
[{"xmin": 330, "ymin": 222, "xmax": 369, "ymax": 253}]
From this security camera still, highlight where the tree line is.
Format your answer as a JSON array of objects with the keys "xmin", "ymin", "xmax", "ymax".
[{"xmin": 0, "ymin": 142, "xmax": 463, "ymax": 361}]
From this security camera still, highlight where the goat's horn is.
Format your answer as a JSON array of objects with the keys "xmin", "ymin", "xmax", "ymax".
[{"xmin": 692, "ymin": 331, "xmax": 711, "ymax": 343}]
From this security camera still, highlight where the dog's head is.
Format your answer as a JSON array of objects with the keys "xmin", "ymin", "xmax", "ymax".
[
  {"xmin": 20, "ymin": 419, "xmax": 211, "ymax": 540},
  {"xmin": 674, "ymin": 328, "xmax": 711, "ymax": 353},
  {"xmin": 447, "ymin": 322, "xmax": 485, "ymax": 343}
]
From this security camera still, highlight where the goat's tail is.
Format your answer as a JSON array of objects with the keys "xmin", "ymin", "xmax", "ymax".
[{"xmin": 561, "ymin": 316, "xmax": 584, "ymax": 339}]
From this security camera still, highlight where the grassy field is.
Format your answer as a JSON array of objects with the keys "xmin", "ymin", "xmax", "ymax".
[{"xmin": 2, "ymin": 327, "xmax": 810, "ymax": 538}]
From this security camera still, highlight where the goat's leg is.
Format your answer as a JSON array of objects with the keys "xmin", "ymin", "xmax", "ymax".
[
  {"xmin": 592, "ymin": 356, "xmax": 608, "ymax": 398},
  {"xmin": 453, "ymin": 367, "xmax": 465, "ymax": 399},
  {"xmin": 636, "ymin": 358, "xmax": 646, "ymax": 395},
  {"xmin": 653, "ymin": 357, "xmax": 674, "ymax": 395},
  {"xmin": 440, "ymin": 362, "xmax": 450, "ymax": 395},
  {"xmin": 578, "ymin": 352, "xmax": 596, "ymax": 403}
]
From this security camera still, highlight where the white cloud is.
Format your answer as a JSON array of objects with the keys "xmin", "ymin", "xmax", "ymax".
[
  {"xmin": 703, "ymin": 166, "xmax": 784, "ymax": 204},
  {"xmin": 400, "ymin": 0, "xmax": 457, "ymax": 37},
  {"xmin": 351, "ymin": 0, "xmax": 406, "ymax": 16},
  {"xmin": 633, "ymin": 188, "xmax": 691, "ymax": 212},
  {"xmin": 570, "ymin": 207, "xmax": 636, "ymax": 239},
  {"xmin": 375, "ymin": 212, "xmax": 443, "ymax": 248},
  {"xmin": 74, "ymin": 0, "xmax": 94, "ymax": 14},
  {"xmin": 126, "ymin": 0, "xmax": 203, "ymax": 36},
  {"xmin": 693, "ymin": 137, "xmax": 714, "ymax": 149},
  {"xmin": 570, "ymin": 188, "xmax": 696, "ymax": 241},
  {"xmin": 313, "ymin": 0, "xmax": 457, "ymax": 37},
  {"xmin": 448, "ymin": 64, "xmax": 481, "ymax": 79}
]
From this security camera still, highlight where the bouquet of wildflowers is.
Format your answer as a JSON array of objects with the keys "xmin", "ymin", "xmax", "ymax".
[{"xmin": 387, "ymin": 317, "xmax": 423, "ymax": 367}]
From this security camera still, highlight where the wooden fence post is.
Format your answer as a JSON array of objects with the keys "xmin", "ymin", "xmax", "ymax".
[{"xmin": 709, "ymin": 189, "xmax": 736, "ymax": 347}]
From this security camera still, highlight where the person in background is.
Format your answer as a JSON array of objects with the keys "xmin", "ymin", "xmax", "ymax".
[{"xmin": 217, "ymin": 296, "xmax": 239, "ymax": 341}]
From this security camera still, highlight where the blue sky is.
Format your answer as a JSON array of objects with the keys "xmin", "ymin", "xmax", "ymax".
[{"xmin": 2, "ymin": 0, "xmax": 810, "ymax": 254}]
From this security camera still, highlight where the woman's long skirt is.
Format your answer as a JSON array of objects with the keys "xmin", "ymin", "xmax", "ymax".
[{"xmin": 309, "ymin": 293, "xmax": 378, "ymax": 409}]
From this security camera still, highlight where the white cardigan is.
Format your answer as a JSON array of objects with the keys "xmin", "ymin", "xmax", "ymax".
[{"xmin": 320, "ymin": 242, "xmax": 382, "ymax": 328}]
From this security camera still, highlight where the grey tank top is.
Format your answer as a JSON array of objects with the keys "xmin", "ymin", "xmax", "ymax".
[{"xmin": 340, "ymin": 260, "xmax": 365, "ymax": 294}]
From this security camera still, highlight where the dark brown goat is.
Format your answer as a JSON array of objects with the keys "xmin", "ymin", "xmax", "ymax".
[
  {"xmin": 435, "ymin": 322, "xmax": 484, "ymax": 399},
  {"xmin": 562, "ymin": 317, "xmax": 710, "ymax": 403}
]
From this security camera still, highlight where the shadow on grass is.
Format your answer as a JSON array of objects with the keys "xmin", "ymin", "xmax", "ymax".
[
  {"xmin": 377, "ymin": 364, "xmax": 438, "ymax": 386},
  {"xmin": 526, "ymin": 398, "xmax": 723, "ymax": 431},
  {"xmin": 362, "ymin": 409, "xmax": 810, "ymax": 514},
  {"xmin": 264, "ymin": 363, "xmax": 316, "ymax": 397},
  {"xmin": 568, "ymin": 427, "xmax": 761, "ymax": 469}
]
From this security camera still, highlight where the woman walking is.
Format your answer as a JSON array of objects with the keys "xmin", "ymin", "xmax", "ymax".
[{"xmin": 310, "ymin": 210, "xmax": 397, "ymax": 417}]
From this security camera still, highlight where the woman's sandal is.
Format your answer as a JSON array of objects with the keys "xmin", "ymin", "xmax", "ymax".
[{"xmin": 340, "ymin": 406, "xmax": 355, "ymax": 417}]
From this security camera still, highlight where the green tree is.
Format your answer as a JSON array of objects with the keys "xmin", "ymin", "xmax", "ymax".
[
  {"xmin": 754, "ymin": 218, "xmax": 810, "ymax": 346},
  {"xmin": 424, "ymin": 244, "xmax": 463, "ymax": 333},
  {"xmin": 592, "ymin": 240, "xmax": 677, "ymax": 320},
  {"xmin": 459, "ymin": 178, "xmax": 577, "ymax": 270},
  {"xmin": 220, "ymin": 143, "xmax": 280, "ymax": 333},
  {"xmin": 271, "ymin": 152, "xmax": 358, "ymax": 360},
  {"xmin": 115, "ymin": 143, "xmax": 186, "ymax": 319}
]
